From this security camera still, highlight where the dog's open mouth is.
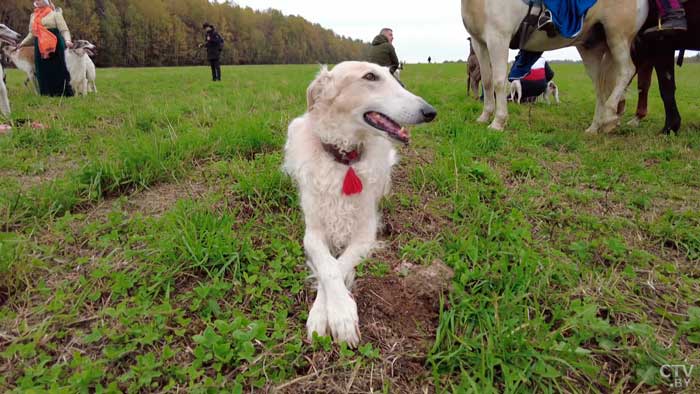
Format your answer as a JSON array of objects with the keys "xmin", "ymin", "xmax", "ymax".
[
  {"xmin": 84, "ymin": 48, "xmax": 95, "ymax": 57},
  {"xmin": 363, "ymin": 112, "xmax": 409, "ymax": 144}
]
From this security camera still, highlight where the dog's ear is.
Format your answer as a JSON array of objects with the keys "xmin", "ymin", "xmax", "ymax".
[{"xmin": 306, "ymin": 65, "xmax": 333, "ymax": 111}]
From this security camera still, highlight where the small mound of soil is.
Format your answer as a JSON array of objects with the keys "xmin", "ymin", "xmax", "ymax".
[{"xmin": 354, "ymin": 260, "xmax": 454, "ymax": 372}]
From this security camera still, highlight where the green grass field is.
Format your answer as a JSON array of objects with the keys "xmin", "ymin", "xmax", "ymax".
[{"xmin": 0, "ymin": 62, "xmax": 699, "ymax": 393}]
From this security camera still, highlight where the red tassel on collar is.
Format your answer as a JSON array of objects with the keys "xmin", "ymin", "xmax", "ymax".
[
  {"xmin": 322, "ymin": 143, "xmax": 363, "ymax": 196},
  {"xmin": 342, "ymin": 167, "xmax": 363, "ymax": 195}
]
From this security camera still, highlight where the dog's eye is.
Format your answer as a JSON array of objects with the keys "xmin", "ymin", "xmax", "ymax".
[{"xmin": 362, "ymin": 72, "xmax": 378, "ymax": 81}]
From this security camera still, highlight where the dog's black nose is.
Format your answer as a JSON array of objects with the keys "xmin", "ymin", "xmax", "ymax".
[{"xmin": 421, "ymin": 106, "xmax": 437, "ymax": 122}]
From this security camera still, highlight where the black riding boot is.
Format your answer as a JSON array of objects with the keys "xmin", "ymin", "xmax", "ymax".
[{"xmin": 644, "ymin": 8, "xmax": 687, "ymax": 37}]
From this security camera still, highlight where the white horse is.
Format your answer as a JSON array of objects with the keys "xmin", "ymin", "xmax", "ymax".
[{"xmin": 461, "ymin": 0, "xmax": 648, "ymax": 133}]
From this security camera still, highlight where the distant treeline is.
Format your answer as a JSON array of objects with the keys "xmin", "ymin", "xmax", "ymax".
[{"xmin": 1, "ymin": 0, "xmax": 369, "ymax": 67}]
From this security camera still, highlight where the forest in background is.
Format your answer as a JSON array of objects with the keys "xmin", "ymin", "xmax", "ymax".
[{"xmin": 1, "ymin": 0, "xmax": 369, "ymax": 67}]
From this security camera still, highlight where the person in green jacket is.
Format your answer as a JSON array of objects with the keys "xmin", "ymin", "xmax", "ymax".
[{"xmin": 367, "ymin": 28, "xmax": 399, "ymax": 75}]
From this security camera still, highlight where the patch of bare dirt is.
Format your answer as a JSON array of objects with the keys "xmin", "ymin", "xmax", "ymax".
[
  {"xmin": 276, "ymin": 261, "xmax": 453, "ymax": 393},
  {"xmin": 84, "ymin": 179, "xmax": 210, "ymax": 222},
  {"xmin": 0, "ymin": 155, "xmax": 78, "ymax": 192}
]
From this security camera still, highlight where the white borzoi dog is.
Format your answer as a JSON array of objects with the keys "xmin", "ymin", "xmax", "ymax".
[
  {"xmin": 283, "ymin": 61, "xmax": 436, "ymax": 346},
  {"xmin": 510, "ymin": 79, "xmax": 560, "ymax": 105},
  {"xmin": 65, "ymin": 40, "xmax": 97, "ymax": 96}
]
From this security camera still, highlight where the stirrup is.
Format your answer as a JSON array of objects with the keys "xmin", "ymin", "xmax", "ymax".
[{"xmin": 537, "ymin": 10, "xmax": 553, "ymax": 30}]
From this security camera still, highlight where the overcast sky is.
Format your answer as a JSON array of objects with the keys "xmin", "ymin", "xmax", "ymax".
[{"xmin": 233, "ymin": 0, "xmax": 583, "ymax": 63}]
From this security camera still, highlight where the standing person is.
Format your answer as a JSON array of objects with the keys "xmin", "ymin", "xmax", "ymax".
[
  {"xmin": 428, "ymin": 56, "xmax": 432, "ymax": 64},
  {"xmin": 18, "ymin": 0, "xmax": 74, "ymax": 97},
  {"xmin": 367, "ymin": 28, "xmax": 399, "ymax": 75},
  {"xmin": 201, "ymin": 23, "xmax": 223, "ymax": 81}
]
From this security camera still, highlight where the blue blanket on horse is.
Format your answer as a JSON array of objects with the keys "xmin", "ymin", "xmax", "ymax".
[
  {"xmin": 522, "ymin": 0, "xmax": 597, "ymax": 38},
  {"xmin": 543, "ymin": 0, "xmax": 597, "ymax": 38}
]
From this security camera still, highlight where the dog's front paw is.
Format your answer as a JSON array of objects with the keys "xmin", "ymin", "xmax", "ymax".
[
  {"xmin": 306, "ymin": 299, "xmax": 329, "ymax": 340},
  {"xmin": 327, "ymin": 291, "xmax": 360, "ymax": 347}
]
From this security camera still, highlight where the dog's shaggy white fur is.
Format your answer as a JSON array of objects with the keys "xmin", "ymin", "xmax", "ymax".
[
  {"xmin": 283, "ymin": 61, "xmax": 436, "ymax": 346},
  {"xmin": 86, "ymin": 55, "xmax": 97, "ymax": 93}
]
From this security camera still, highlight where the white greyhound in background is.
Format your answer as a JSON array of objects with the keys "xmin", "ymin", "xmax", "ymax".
[
  {"xmin": 0, "ymin": 24, "xmax": 23, "ymax": 117},
  {"xmin": 65, "ymin": 40, "xmax": 97, "ymax": 95},
  {"xmin": 461, "ymin": 0, "xmax": 648, "ymax": 133},
  {"xmin": 284, "ymin": 62, "xmax": 436, "ymax": 346}
]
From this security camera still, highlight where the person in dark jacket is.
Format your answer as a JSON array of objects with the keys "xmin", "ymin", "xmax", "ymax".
[
  {"xmin": 200, "ymin": 22, "xmax": 223, "ymax": 81},
  {"xmin": 367, "ymin": 28, "xmax": 399, "ymax": 74}
]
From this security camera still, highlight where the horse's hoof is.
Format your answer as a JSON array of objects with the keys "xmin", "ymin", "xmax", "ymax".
[
  {"xmin": 600, "ymin": 116, "xmax": 619, "ymax": 133},
  {"xmin": 488, "ymin": 121, "xmax": 505, "ymax": 131},
  {"xmin": 601, "ymin": 122, "xmax": 617, "ymax": 134},
  {"xmin": 585, "ymin": 125, "xmax": 599, "ymax": 134},
  {"xmin": 660, "ymin": 125, "xmax": 679, "ymax": 135},
  {"xmin": 627, "ymin": 117, "xmax": 641, "ymax": 127},
  {"xmin": 477, "ymin": 113, "xmax": 491, "ymax": 123}
]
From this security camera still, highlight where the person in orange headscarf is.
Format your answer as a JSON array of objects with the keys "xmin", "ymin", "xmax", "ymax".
[{"xmin": 18, "ymin": 0, "xmax": 74, "ymax": 97}]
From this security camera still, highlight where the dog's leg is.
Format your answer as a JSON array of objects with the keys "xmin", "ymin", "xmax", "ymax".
[
  {"xmin": 0, "ymin": 80, "xmax": 9, "ymax": 117},
  {"xmin": 304, "ymin": 227, "xmax": 360, "ymax": 347},
  {"xmin": 337, "ymin": 218, "xmax": 378, "ymax": 288}
]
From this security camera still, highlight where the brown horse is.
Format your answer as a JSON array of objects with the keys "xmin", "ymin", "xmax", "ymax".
[
  {"xmin": 629, "ymin": 0, "xmax": 699, "ymax": 133},
  {"xmin": 467, "ymin": 37, "xmax": 481, "ymax": 99}
]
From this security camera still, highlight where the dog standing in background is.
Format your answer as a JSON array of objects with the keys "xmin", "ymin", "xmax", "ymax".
[{"xmin": 510, "ymin": 79, "xmax": 560, "ymax": 104}]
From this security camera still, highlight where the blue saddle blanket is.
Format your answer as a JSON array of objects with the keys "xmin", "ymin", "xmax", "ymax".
[{"xmin": 522, "ymin": 0, "xmax": 597, "ymax": 38}]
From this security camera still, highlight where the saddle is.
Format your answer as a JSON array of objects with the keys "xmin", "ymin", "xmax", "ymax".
[
  {"xmin": 511, "ymin": 0, "xmax": 599, "ymax": 49},
  {"xmin": 510, "ymin": 0, "xmax": 556, "ymax": 50}
]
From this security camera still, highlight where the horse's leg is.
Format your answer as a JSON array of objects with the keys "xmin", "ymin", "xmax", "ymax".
[
  {"xmin": 628, "ymin": 58, "xmax": 653, "ymax": 127},
  {"xmin": 578, "ymin": 43, "xmax": 608, "ymax": 133},
  {"xmin": 599, "ymin": 35, "xmax": 637, "ymax": 133},
  {"xmin": 485, "ymin": 37, "xmax": 509, "ymax": 130},
  {"xmin": 471, "ymin": 39, "xmax": 494, "ymax": 124},
  {"xmin": 654, "ymin": 50, "xmax": 681, "ymax": 133}
]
